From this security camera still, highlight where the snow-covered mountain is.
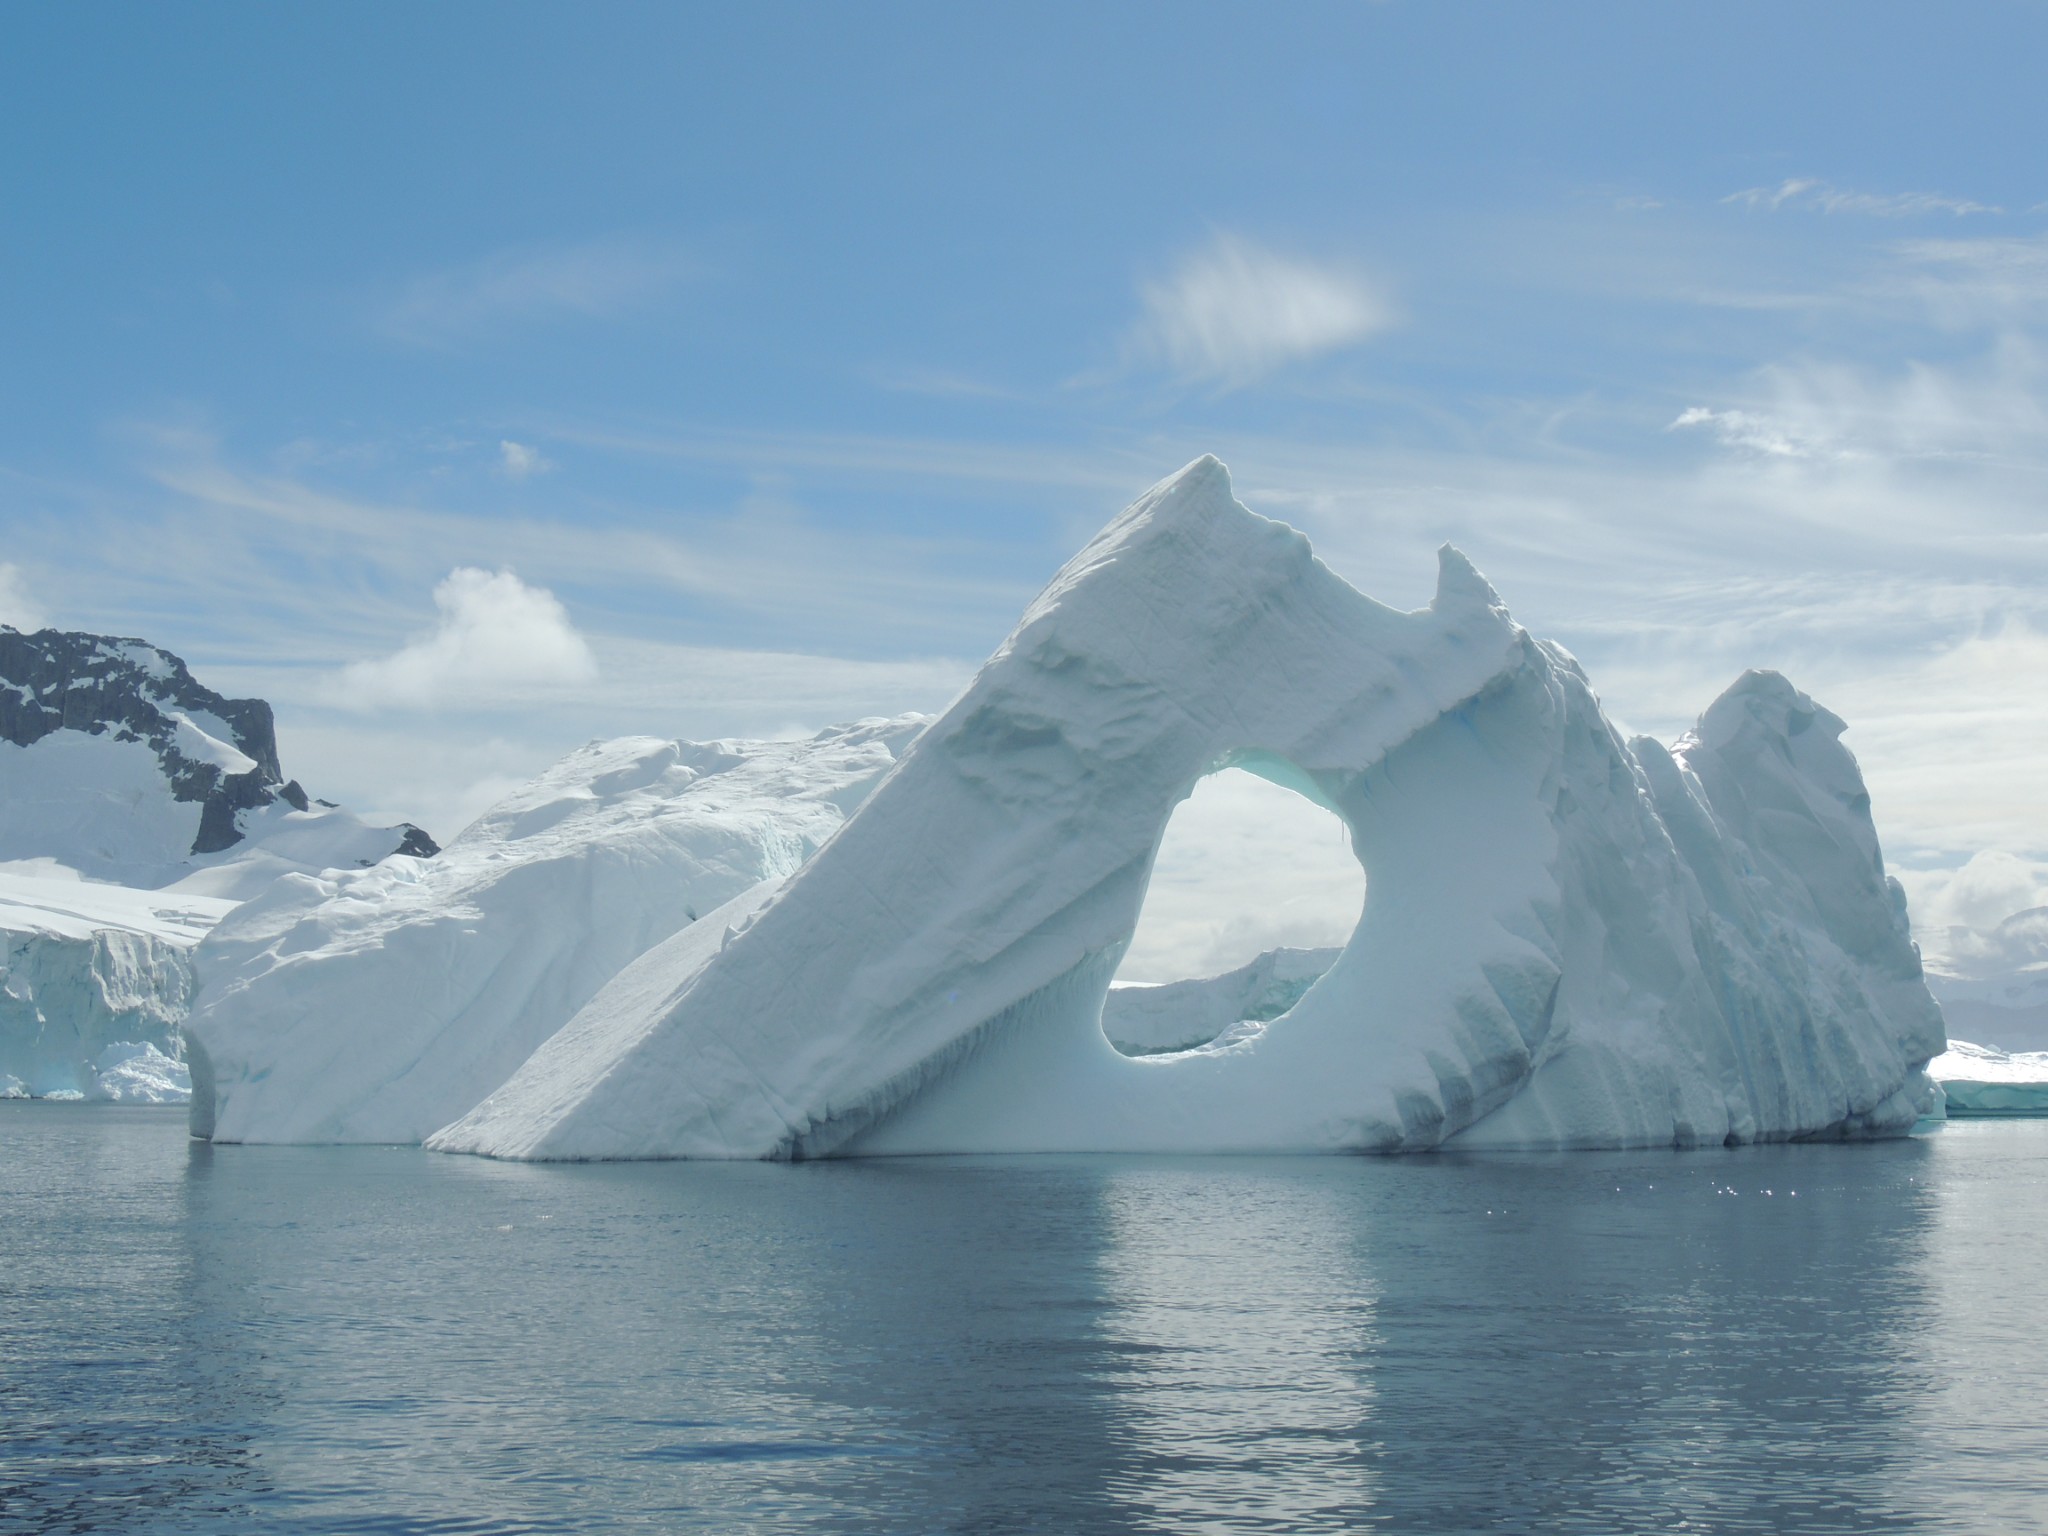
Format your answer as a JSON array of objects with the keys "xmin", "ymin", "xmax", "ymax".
[
  {"xmin": 0, "ymin": 625, "xmax": 440, "ymax": 1097},
  {"xmin": 0, "ymin": 625, "xmax": 435, "ymax": 894},
  {"xmin": 1924, "ymin": 908, "xmax": 2048, "ymax": 1052}
]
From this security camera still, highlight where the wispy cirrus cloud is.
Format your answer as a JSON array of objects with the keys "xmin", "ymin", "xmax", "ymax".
[
  {"xmin": 1126, "ymin": 233, "xmax": 1395, "ymax": 387},
  {"xmin": 1671, "ymin": 336, "xmax": 2048, "ymax": 469},
  {"xmin": 1725, "ymin": 177, "xmax": 2002, "ymax": 219},
  {"xmin": 1881, "ymin": 234, "xmax": 2048, "ymax": 328},
  {"xmin": 376, "ymin": 236, "xmax": 698, "ymax": 347},
  {"xmin": 867, "ymin": 364, "xmax": 1021, "ymax": 401},
  {"xmin": 138, "ymin": 446, "xmax": 1041, "ymax": 659},
  {"xmin": 1669, "ymin": 405, "xmax": 1830, "ymax": 459}
]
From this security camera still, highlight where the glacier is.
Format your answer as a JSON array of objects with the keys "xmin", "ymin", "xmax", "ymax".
[
  {"xmin": 420, "ymin": 456, "xmax": 1944, "ymax": 1161},
  {"xmin": 0, "ymin": 865, "xmax": 233, "ymax": 1098},
  {"xmin": 186, "ymin": 718, "xmax": 924, "ymax": 1144}
]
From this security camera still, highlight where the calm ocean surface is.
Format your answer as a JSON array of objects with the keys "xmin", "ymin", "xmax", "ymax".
[{"xmin": 4, "ymin": 1106, "xmax": 2046, "ymax": 1535}]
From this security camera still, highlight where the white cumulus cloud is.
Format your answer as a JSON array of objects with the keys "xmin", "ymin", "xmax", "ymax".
[
  {"xmin": 333, "ymin": 567, "xmax": 598, "ymax": 711},
  {"xmin": 497, "ymin": 439, "xmax": 552, "ymax": 479},
  {"xmin": 1129, "ymin": 233, "xmax": 1395, "ymax": 386},
  {"xmin": 1921, "ymin": 850, "xmax": 2048, "ymax": 934},
  {"xmin": 0, "ymin": 563, "xmax": 47, "ymax": 631}
]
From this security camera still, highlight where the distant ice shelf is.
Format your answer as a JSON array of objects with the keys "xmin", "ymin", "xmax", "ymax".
[{"xmin": 1928, "ymin": 1041, "xmax": 2048, "ymax": 1117}]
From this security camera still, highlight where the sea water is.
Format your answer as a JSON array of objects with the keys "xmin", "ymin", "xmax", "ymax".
[{"xmin": 4, "ymin": 1106, "xmax": 2046, "ymax": 1534}]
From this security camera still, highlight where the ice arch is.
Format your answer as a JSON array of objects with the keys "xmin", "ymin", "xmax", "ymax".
[
  {"xmin": 1101, "ymin": 763, "xmax": 1361, "ymax": 1058},
  {"xmin": 431, "ymin": 456, "xmax": 1944, "ymax": 1160},
  {"xmin": 1112, "ymin": 764, "xmax": 1363, "ymax": 987}
]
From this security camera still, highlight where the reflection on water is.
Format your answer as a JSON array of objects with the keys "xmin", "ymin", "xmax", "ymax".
[
  {"xmin": 1096, "ymin": 1170, "xmax": 1379, "ymax": 1529},
  {"xmin": 4, "ymin": 1105, "xmax": 2048, "ymax": 1533},
  {"xmin": 1904, "ymin": 1121, "xmax": 2048, "ymax": 1531}
]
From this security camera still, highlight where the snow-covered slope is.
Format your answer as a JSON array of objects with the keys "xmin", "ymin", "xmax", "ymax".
[
  {"xmin": 1928, "ymin": 1040, "xmax": 2048, "ymax": 1116},
  {"xmin": 187, "ymin": 718, "xmax": 925, "ymax": 1144},
  {"xmin": 0, "ymin": 625, "xmax": 436, "ymax": 895},
  {"xmin": 0, "ymin": 864, "xmax": 235, "ymax": 1098},
  {"xmin": 430, "ymin": 457, "xmax": 1943, "ymax": 1161}
]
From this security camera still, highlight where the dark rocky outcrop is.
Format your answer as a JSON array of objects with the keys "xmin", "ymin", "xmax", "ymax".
[
  {"xmin": 0, "ymin": 625, "xmax": 437, "ymax": 860},
  {"xmin": 393, "ymin": 824, "xmax": 440, "ymax": 859}
]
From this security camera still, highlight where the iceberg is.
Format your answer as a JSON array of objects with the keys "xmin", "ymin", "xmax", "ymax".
[
  {"xmin": 428, "ymin": 457, "xmax": 1944, "ymax": 1160},
  {"xmin": 187, "ymin": 718, "xmax": 924, "ymax": 1144},
  {"xmin": 1927, "ymin": 1040, "xmax": 2048, "ymax": 1117}
]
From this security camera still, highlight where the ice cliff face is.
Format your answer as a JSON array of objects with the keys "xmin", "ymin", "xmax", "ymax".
[
  {"xmin": 429, "ymin": 457, "xmax": 1943, "ymax": 1160},
  {"xmin": 0, "ymin": 870, "xmax": 233, "ymax": 1098},
  {"xmin": 1, "ymin": 926, "xmax": 190, "ymax": 1096},
  {"xmin": 186, "ymin": 717, "xmax": 926, "ymax": 1144}
]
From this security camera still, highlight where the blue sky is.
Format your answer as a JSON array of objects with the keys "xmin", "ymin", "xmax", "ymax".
[{"xmin": 5, "ymin": 2, "xmax": 2048, "ymax": 946}]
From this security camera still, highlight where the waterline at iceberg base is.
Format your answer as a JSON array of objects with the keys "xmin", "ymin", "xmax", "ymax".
[{"xmin": 194, "ymin": 457, "xmax": 1947, "ymax": 1159}]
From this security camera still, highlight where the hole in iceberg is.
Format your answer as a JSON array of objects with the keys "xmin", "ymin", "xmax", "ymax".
[{"xmin": 1104, "ymin": 763, "xmax": 1363, "ymax": 1057}]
